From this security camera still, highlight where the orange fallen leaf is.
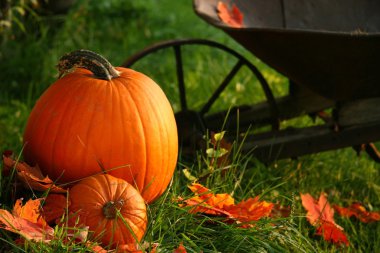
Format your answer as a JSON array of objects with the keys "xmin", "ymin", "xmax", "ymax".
[
  {"xmin": 2, "ymin": 151, "xmax": 66, "ymax": 193},
  {"xmin": 117, "ymin": 243, "xmax": 143, "ymax": 253},
  {"xmin": 116, "ymin": 241, "xmax": 159, "ymax": 253},
  {"xmin": 224, "ymin": 196, "xmax": 273, "ymax": 227},
  {"xmin": 88, "ymin": 243, "xmax": 108, "ymax": 253},
  {"xmin": 180, "ymin": 183, "xmax": 273, "ymax": 227},
  {"xmin": 217, "ymin": 1, "xmax": 244, "ymax": 28},
  {"xmin": 179, "ymin": 196, "xmax": 232, "ymax": 217},
  {"xmin": 188, "ymin": 183, "xmax": 235, "ymax": 208},
  {"xmin": 301, "ymin": 193, "xmax": 349, "ymax": 246},
  {"xmin": 334, "ymin": 203, "xmax": 380, "ymax": 223},
  {"xmin": 301, "ymin": 193, "xmax": 336, "ymax": 226},
  {"xmin": 183, "ymin": 183, "xmax": 236, "ymax": 217},
  {"xmin": 173, "ymin": 243, "xmax": 187, "ymax": 253},
  {"xmin": 0, "ymin": 208, "xmax": 54, "ymax": 242},
  {"xmin": 13, "ymin": 198, "xmax": 47, "ymax": 227}
]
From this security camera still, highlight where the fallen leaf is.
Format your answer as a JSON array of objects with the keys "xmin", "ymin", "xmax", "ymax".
[
  {"xmin": 188, "ymin": 183, "xmax": 235, "ymax": 209},
  {"xmin": 42, "ymin": 193, "xmax": 70, "ymax": 224},
  {"xmin": 0, "ymin": 209, "xmax": 54, "ymax": 242},
  {"xmin": 217, "ymin": 1, "xmax": 244, "ymax": 28},
  {"xmin": 1, "ymin": 150, "xmax": 13, "ymax": 176},
  {"xmin": 225, "ymin": 196, "xmax": 273, "ymax": 227},
  {"xmin": 180, "ymin": 183, "xmax": 273, "ymax": 227},
  {"xmin": 116, "ymin": 241, "xmax": 159, "ymax": 253},
  {"xmin": 334, "ymin": 203, "xmax": 380, "ymax": 223},
  {"xmin": 316, "ymin": 221, "xmax": 350, "ymax": 246},
  {"xmin": 270, "ymin": 203, "xmax": 291, "ymax": 218},
  {"xmin": 301, "ymin": 193, "xmax": 349, "ymax": 246},
  {"xmin": 117, "ymin": 243, "xmax": 143, "ymax": 253},
  {"xmin": 2, "ymin": 151, "xmax": 66, "ymax": 193},
  {"xmin": 179, "ymin": 196, "xmax": 232, "ymax": 217},
  {"xmin": 173, "ymin": 243, "xmax": 187, "ymax": 253},
  {"xmin": 88, "ymin": 243, "xmax": 108, "ymax": 253},
  {"xmin": 13, "ymin": 198, "xmax": 47, "ymax": 227},
  {"xmin": 300, "ymin": 193, "xmax": 338, "ymax": 227},
  {"xmin": 183, "ymin": 183, "xmax": 234, "ymax": 216}
]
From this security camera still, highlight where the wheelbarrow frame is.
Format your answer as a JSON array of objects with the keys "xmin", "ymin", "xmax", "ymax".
[
  {"xmin": 122, "ymin": 0, "xmax": 380, "ymax": 162},
  {"xmin": 122, "ymin": 38, "xmax": 380, "ymax": 163}
]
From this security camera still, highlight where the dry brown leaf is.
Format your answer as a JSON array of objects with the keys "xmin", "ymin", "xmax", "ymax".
[
  {"xmin": 270, "ymin": 203, "xmax": 291, "ymax": 218},
  {"xmin": 42, "ymin": 193, "xmax": 70, "ymax": 224},
  {"xmin": 2, "ymin": 151, "xmax": 66, "ymax": 193}
]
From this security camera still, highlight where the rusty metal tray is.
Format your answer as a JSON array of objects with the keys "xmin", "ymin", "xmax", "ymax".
[{"xmin": 194, "ymin": 0, "xmax": 380, "ymax": 101}]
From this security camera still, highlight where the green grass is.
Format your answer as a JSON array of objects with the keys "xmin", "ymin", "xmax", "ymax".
[{"xmin": 0, "ymin": 0, "xmax": 379, "ymax": 252}]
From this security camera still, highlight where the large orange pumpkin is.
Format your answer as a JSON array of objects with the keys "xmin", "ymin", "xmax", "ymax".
[
  {"xmin": 68, "ymin": 174, "xmax": 147, "ymax": 249},
  {"xmin": 23, "ymin": 50, "xmax": 178, "ymax": 203}
]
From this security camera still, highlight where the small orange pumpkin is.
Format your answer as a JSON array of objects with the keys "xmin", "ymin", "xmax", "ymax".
[
  {"xmin": 68, "ymin": 174, "xmax": 147, "ymax": 248},
  {"xmin": 23, "ymin": 50, "xmax": 178, "ymax": 203}
]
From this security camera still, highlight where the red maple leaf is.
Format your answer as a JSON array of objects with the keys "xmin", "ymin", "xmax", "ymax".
[
  {"xmin": 217, "ymin": 2, "xmax": 244, "ymax": 28},
  {"xmin": 316, "ymin": 221, "xmax": 350, "ymax": 246},
  {"xmin": 334, "ymin": 203, "xmax": 380, "ymax": 223},
  {"xmin": 301, "ymin": 193, "xmax": 349, "ymax": 246},
  {"xmin": 301, "ymin": 193, "xmax": 336, "ymax": 226}
]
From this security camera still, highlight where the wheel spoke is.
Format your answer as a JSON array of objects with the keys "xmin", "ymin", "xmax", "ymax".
[
  {"xmin": 123, "ymin": 38, "xmax": 279, "ymax": 129},
  {"xmin": 200, "ymin": 60, "xmax": 244, "ymax": 116},
  {"xmin": 173, "ymin": 45, "xmax": 187, "ymax": 111}
]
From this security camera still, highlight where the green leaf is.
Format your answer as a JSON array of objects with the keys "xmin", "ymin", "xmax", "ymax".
[
  {"xmin": 206, "ymin": 148, "xmax": 228, "ymax": 158},
  {"xmin": 182, "ymin": 168, "xmax": 197, "ymax": 182},
  {"xmin": 13, "ymin": 6, "xmax": 26, "ymax": 16},
  {"xmin": 213, "ymin": 131, "xmax": 226, "ymax": 142}
]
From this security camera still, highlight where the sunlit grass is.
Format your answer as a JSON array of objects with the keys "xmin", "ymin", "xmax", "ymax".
[{"xmin": 0, "ymin": 0, "xmax": 379, "ymax": 252}]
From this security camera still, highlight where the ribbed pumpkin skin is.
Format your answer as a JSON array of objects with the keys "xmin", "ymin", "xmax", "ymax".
[
  {"xmin": 23, "ymin": 67, "xmax": 178, "ymax": 203},
  {"xmin": 68, "ymin": 174, "xmax": 147, "ymax": 248}
]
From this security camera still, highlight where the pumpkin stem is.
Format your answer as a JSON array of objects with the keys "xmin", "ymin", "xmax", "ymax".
[
  {"xmin": 103, "ymin": 199, "xmax": 125, "ymax": 219},
  {"xmin": 57, "ymin": 49, "xmax": 120, "ymax": 80}
]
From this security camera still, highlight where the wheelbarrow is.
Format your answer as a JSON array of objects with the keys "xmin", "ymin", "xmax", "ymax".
[{"xmin": 122, "ymin": 0, "xmax": 380, "ymax": 163}]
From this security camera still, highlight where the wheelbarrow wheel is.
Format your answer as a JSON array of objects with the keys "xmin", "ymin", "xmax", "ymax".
[{"xmin": 122, "ymin": 39, "xmax": 279, "ymax": 155}]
